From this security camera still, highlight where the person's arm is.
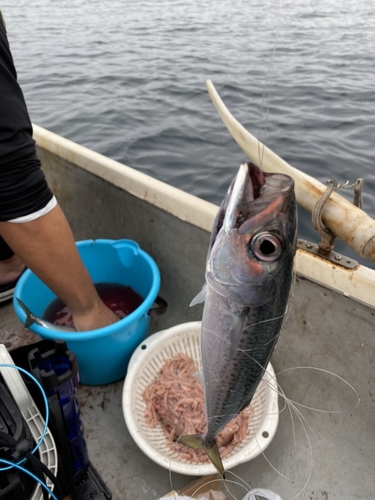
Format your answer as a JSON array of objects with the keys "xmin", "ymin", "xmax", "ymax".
[
  {"xmin": 0, "ymin": 13, "xmax": 118, "ymax": 331},
  {"xmin": 0, "ymin": 204, "xmax": 118, "ymax": 331}
]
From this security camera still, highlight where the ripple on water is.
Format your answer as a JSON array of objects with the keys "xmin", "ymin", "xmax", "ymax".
[{"xmin": 2, "ymin": 0, "xmax": 375, "ymax": 268}]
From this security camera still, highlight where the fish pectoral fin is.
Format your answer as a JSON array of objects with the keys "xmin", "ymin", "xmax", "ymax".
[
  {"xmin": 16, "ymin": 298, "xmax": 35, "ymax": 328},
  {"xmin": 177, "ymin": 435, "xmax": 225, "ymax": 478},
  {"xmin": 189, "ymin": 283, "xmax": 208, "ymax": 307}
]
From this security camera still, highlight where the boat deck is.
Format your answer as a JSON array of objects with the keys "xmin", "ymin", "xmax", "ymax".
[
  {"xmin": 1, "ymin": 273, "xmax": 374, "ymax": 500},
  {"xmin": 2, "ymin": 131, "xmax": 374, "ymax": 499},
  {"xmin": 0, "ymin": 299, "xmax": 195, "ymax": 499}
]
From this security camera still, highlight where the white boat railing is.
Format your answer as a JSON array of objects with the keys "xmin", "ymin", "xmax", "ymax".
[{"xmin": 33, "ymin": 124, "xmax": 375, "ymax": 309}]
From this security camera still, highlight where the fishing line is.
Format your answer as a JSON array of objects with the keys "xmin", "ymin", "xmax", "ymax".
[
  {"xmin": 227, "ymin": 320, "xmax": 359, "ymax": 414},
  {"xmin": 249, "ymin": 381, "xmax": 314, "ymax": 494},
  {"xmin": 242, "ymin": 313, "xmax": 286, "ymax": 332},
  {"xmin": 233, "ymin": 348, "xmax": 316, "ymax": 491},
  {"xmin": 166, "ymin": 291, "xmax": 295, "ymax": 494},
  {"xmin": 222, "ymin": 477, "xmax": 246, "ymax": 500},
  {"xmin": 246, "ymin": 361, "xmax": 359, "ymax": 499},
  {"xmin": 239, "ymin": 349, "xmax": 349, "ymax": 423},
  {"xmin": 286, "ymin": 392, "xmax": 298, "ymax": 455},
  {"xmin": 285, "ymin": 400, "xmax": 314, "ymax": 500},
  {"xmin": 205, "ymin": 314, "xmax": 285, "ymax": 349},
  {"xmin": 275, "ymin": 366, "xmax": 360, "ymax": 413},
  {"xmin": 190, "ymin": 477, "xmax": 249, "ymax": 500},
  {"xmin": 214, "ymin": 292, "xmax": 291, "ymax": 336},
  {"xmin": 167, "ymin": 457, "xmax": 177, "ymax": 499},
  {"xmin": 257, "ymin": 0, "xmax": 284, "ymax": 170},
  {"xmin": 240, "ymin": 377, "xmax": 295, "ymax": 482},
  {"xmin": 281, "ymin": 266, "xmax": 297, "ymax": 327},
  {"xmin": 250, "ymin": 388, "xmax": 314, "ymax": 500},
  {"xmin": 225, "ymin": 470, "xmax": 252, "ymax": 494},
  {"xmin": 0, "ymin": 363, "xmax": 49, "ymax": 472},
  {"xmin": 0, "ymin": 458, "xmax": 58, "ymax": 500},
  {"xmin": 204, "ymin": 403, "xmax": 253, "ymax": 426},
  {"xmin": 166, "ymin": 335, "xmax": 319, "ymax": 498}
]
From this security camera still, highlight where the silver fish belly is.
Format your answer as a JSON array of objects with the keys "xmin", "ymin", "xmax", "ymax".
[
  {"xmin": 181, "ymin": 162, "xmax": 297, "ymax": 474},
  {"xmin": 17, "ymin": 298, "xmax": 76, "ymax": 332}
]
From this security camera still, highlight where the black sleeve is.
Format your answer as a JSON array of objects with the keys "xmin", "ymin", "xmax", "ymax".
[
  {"xmin": 0, "ymin": 12, "xmax": 53, "ymax": 221},
  {"xmin": 0, "ymin": 13, "xmax": 37, "ymax": 163}
]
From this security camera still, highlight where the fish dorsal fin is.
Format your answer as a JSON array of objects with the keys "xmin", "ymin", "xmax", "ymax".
[{"xmin": 189, "ymin": 283, "xmax": 208, "ymax": 307}]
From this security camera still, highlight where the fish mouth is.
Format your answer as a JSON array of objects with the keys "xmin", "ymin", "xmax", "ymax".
[
  {"xmin": 247, "ymin": 164, "xmax": 266, "ymax": 200},
  {"xmin": 223, "ymin": 163, "xmax": 265, "ymax": 233},
  {"xmin": 222, "ymin": 162, "xmax": 294, "ymax": 235}
]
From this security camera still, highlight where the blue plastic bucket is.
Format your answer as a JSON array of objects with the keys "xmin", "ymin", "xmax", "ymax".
[{"xmin": 13, "ymin": 239, "xmax": 161, "ymax": 385}]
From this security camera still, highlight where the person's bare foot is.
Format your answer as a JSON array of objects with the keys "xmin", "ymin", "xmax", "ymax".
[{"xmin": 0, "ymin": 254, "xmax": 26, "ymax": 285}]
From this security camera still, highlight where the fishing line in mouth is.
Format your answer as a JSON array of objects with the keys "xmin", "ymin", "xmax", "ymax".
[{"xmin": 257, "ymin": 0, "xmax": 284, "ymax": 171}]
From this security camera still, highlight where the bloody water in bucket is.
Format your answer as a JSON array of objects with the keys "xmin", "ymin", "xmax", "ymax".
[{"xmin": 43, "ymin": 283, "xmax": 144, "ymax": 327}]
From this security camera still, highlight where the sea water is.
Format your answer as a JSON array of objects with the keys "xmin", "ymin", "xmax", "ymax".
[{"xmin": 2, "ymin": 0, "xmax": 375, "ymax": 267}]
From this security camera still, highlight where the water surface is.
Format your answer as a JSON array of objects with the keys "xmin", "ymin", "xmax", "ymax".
[{"xmin": 2, "ymin": 0, "xmax": 375, "ymax": 265}]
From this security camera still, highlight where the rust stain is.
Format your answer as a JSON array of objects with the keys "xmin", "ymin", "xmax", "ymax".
[
  {"xmin": 298, "ymin": 247, "xmax": 359, "ymax": 271},
  {"xmin": 1, "ymin": 328, "xmax": 41, "ymax": 351},
  {"xmin": 99, "ymin": 391, "xmax": 110, "ymax": 411},
  {"xmin": 77, "ymin": 381, "xmax": 121, "ymax": 414}
]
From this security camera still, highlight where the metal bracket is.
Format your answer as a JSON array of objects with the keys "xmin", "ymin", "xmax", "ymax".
[
  {"xmin": 297, "ymin": 239, "xmax": 358, "ymax": 269},
  {"xmin": 311, "ymin": 177, "xmax": 364, "ymax": 257}
]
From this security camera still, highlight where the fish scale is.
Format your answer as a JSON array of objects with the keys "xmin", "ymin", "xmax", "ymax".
[
  {"xmin": 202, "ymin": 287, "xmax": 288, "ymax": 445},
  {"xmin": 179, "ymin": 162, "xmax": 297, "ymax": 476}
]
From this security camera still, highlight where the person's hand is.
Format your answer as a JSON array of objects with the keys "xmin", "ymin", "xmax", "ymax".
[{"xmin": 72, "ymin": 298, "xmax": 119, "ymax": 332}]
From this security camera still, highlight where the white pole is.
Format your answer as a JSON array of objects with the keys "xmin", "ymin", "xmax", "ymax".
[{"xmin": 206, "ymin": 80, "xmax": 375, "ymax": 263}]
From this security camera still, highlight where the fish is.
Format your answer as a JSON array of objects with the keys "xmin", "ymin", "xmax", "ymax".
[
  {"xmin": 16, "ymin": 298, "xmax": 76, "ymax": 332},
  {"xmin": 178, "ymin": 162, "xmax": 297, "ymax": 476}
]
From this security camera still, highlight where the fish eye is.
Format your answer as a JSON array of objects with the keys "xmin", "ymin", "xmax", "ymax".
[{"xmin": 250, "ymin": 232, "xmax": 283, "ymax": 261}]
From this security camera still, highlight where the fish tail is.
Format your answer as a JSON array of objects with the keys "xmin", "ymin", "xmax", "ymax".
[
  {"xmin": 177, "ymin": 435, "xmax": 225, "ymax": 478},
  {"xmin": 16, "ymin": 298, "xmax": 35, "ymax": 328}
]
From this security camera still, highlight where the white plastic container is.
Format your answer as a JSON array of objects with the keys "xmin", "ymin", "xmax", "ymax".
[{"xmin": 122, "ymin": 321, "xmax": 279, "ymax": 475}]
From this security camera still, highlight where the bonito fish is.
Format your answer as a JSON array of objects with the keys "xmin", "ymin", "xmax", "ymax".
[{"xmin": 179, "ymin": 162, "xmax": 297, "ymax": 475}]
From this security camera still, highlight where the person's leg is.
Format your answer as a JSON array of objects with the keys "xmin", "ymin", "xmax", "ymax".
[
  {"xmin": 0, "ymin": 204, "xmax": 118, "ymax": 331},
  {"xmin": 0, "ymin": 236, "xmax": 25, "ymax": 283},
  {"xmin": 0, "ymin": 255, "xmax": 25, "ymax": 285},
  {"xmin": 0, "ymin": 236, "xmax": 26, "ymax": 303}
]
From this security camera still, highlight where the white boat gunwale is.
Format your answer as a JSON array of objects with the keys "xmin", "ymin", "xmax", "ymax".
[
  {"xmin": 0, "ymin": 125, "xmax": 372, "ymax": 500},
  {"xmin": 33, "ymin": 123, "xmax": 375, "ymax": 309}
]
